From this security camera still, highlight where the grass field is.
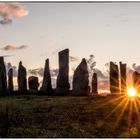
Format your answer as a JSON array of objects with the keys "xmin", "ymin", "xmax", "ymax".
[{"xmin": 0, "ymin": 94, "xmax": 140, "ymax": 138}]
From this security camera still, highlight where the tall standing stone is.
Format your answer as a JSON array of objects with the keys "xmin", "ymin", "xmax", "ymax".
[
  {"xmin": 55, "ymin": 49, "xmax": 70, "ymax": 95},
  {"xmin": 0, "ymin": 57, "xmax": 7, "ymax": 94},
  {"xmin": 110, "ymin": 62, "xmax": 120, "ymax": 94},
  {"xmin": 92, "ymin": 73, "xmax": 98, "ymax": 94},
  {"xmin": 28, "ymin": 76, "xmax": 39, "ymax": 91},
  {"xmin": 120, "ymin": 62, "xmax": 127, "ymax": 94},
  {"xmin": 133, "ymin": 71, "xmax": 140, "ymax": 93},
  {"xmin": 8, "ymin": 68, "xmax": 14, "ymax": 93},
  {"xmin": 18, "ymin": 61, "xmax": 27, "ymax": 93},
  {"xmin": 72, "ymin": 58, "xmax": 90, "ymax": 96},
  {"xmin": 40, "ymin": 59, "xmax": 53, "ymax": 94}
]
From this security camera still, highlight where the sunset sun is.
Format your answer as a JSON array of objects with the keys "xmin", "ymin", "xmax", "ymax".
[{"xmin": 127, "ymin": 88, "xmax": 137, "ymax": 97}]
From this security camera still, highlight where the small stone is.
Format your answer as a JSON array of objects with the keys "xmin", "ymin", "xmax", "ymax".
[{"xmin": 28, "ymin": 76, "xmax": 39, "ymax": 91}]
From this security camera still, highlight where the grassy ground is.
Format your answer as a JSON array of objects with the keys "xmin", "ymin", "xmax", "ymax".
[{"xmin": 0, "ymin": 94, "xmax": 140, "ymax": 138}]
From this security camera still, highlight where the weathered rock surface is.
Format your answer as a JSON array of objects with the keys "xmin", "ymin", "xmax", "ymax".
[
  {"xmin": 0, "ymin": 57, "xmax": 7, "ymax": 94},
  {"xmin": 120, "ymin": 62, "xmax": 127, "ymax": 94},
  {"xmin": 133, "ymin": 71, "xmax": 140, "ymax": 93},
  {"xmin": 55, "ymin": 49, "xmax": 70, "ymax": 95},
  {"xmin": 8, "ymin": 68, "xmax": 14, "ymax": 93},
  {"xmin": 28, "ymin": 76, "xmax": 39, "ymax": 90},
  {"xmin": 40, "ymin": 59, "xmax": 53, "ymax": 94},
  {"xmin": 110, "ymin": 62, "xmax": 120, "ymax": 94},
  {"xmin": 92, "ymin": 73, "xmax": 98, "ymax": 94},
  {"xmin": 72, "ymin": 58, "xmax": 90, "ymax": 96},
  {"xmin": 18, "ymin": 61, "xmax": 27, "ymax": 92}
]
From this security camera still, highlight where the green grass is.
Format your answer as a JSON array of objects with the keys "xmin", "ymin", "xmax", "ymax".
[{"xmin": 0, "ymin": 94, "xmax": 139, "ymax": 138}]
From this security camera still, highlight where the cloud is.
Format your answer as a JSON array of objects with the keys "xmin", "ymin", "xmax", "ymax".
[
  {"xmin": 5, "ymin": 62, "xmax": 18, "ymax": 77},
  {"xmin": 1, "ymin": 44, "xmax": 28, "ymax": 51},
  {"xmin": 28, "ymin": 68, "xmax": 44, "ymax": 77},
  {"xmin": 132, "ymin": 63, "xmax": 140, "ymax": 73},
  {"xmin": 17, "ymin": 45, "xmax": 28, "ymax": 50},
  {"xmin": 0, "ymin": 55, "xmax": 14, "ymax": 57},
  {"xmin": 69, "ymin": 56, "xmax": 79, "ymax": 62},
  {"xmin": 28, "ymin": 68, "xmax": 59, "ymax": 78},
  {"xmin": 98, "ymin": 79, "xmax": 109, "ymax": 93},
  {"xmin": 93, "ymin": 68, "xmax": 108, "ymax": 80},
  {"xmin": 0, "ymin": 3, "xmax": 28, "ymax": 25}
]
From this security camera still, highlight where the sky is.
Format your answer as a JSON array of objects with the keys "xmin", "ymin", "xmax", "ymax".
[{"xmin": 1, "ymin": 2, "xmax": 140, "ymax": 92}]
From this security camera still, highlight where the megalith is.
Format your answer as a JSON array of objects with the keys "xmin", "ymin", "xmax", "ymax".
[
  {"xmin": 0, "ymin": 57, "xmax": 7, "ymax": 94},
  {"xmin": 28, "ymin": 76, "xmax": 39, "ymax": 91},
  {"xmin": 55, "ymin": 49, "xmax": 70, "ymax": 95},
  {"xmin": 72, "ymin": 58, "xmax": 90, "ymax": 96},
  {"xmin": 92, "ymin": 73, "xmax": 98, "ymax": 94},
  {"xmin": 110, "ymin": 62, "xmax": 120, "ymax": 94},
  {"xmin": 133, "ymin": 71, "xmax": 140, "ymax": 93},
  {"xmin": 120, "ymin": 62, "xmax": 127, "ymax": 94},
  {"xmin": 8, "ymin": 68, "xmax": 14, "ymax": 93},
  {"xmin": 17, "ymin": 61, "xmax": 27, "ymax": 93},
  {"xmin": 40, "ymin": 59, "xmax": 53, "ymax": 94}
]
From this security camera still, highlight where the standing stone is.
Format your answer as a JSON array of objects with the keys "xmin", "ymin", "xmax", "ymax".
[
  {"xmin": 120, "ymin": 62, "xmax": 127, "ymax": 94},
  {"xmin": 133, "ymin": 71, "xmax": 140, "ymax": 93},
  {"xmin": 72, "ymin": 58, "xmax": 90, "ymax": 96},
  {"xmin": 110, "ymin": 62, "xmax": 120, "ymax": 94},
  {"xmin": 17, "ymin": 61, "xmax": 27, "ymax": 93},
  {"xmin": 28, "ymin": 76, "xmax": 39, "ymax": 91},
  {"xmin": 8, "ymin": 68, "xmax": 14, "ymax": 93},
  {"xmin": 55, "ymin": 49, "xmax": 70, "ymax": 95},
  {"xmin": 92, "ymin": 73, "xmax": 98, "ymax": 94},
  {"xmin": 0, "ymin": 57, "xmax": 7, "ymax": 94},
  {"xmin": 40, "ymin": 59, "xmax": 53, "ymax": 94}
]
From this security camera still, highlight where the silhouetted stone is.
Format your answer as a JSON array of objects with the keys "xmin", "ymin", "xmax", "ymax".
[
  {"xmin": 0, "ymin": 57, "xmax": 7, "ymax": 94},
  {"xmin": 120, "ymin": 62, "xmax": 127, "ymax": 94},
  {"xmin": 8, "ymin": 68, "xmax": 14, "ymax": 93},
  {"xmin": 40, "ymin": 59, "xmax": 53, "ymax": 94},
  {"xmin": 110, "ymin": 62, "xmax": 120, "ymax": 94},
  {"xmin": 55, "ymin": 49, "xmax": 70, "ymax": 95},
  {"xmin": 28, "ymin": 76, "xmax": 39, "ymax": 91},
  {"xmin": 18, "ymin": 61, "xmax": 27, "ymax": 93},
  {"xmin": 92, "ymin": 73, "xmax": 98, "ymax": 94},
  {"xmin": 72, "ymin": 58, "xmax": 90, "ymax": 96},
  {"xmin": 133, "ymin": 71, "xmax": 140, "ymax": 93}
]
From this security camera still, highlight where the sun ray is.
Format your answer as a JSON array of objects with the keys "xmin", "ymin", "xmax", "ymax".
[
  {"xmin": 127, "ymin": 98, "xmax": 133, "ymax": 128},
  {"xmin": 114, "ymin": 98, "xmax": 130, "ymax": 128},
  {"xmin": 105, "ymin": 97, "xmax": 128, "ymax": 120},
  {"xmin": 95, "ymin": 94, "xmax": 127, "ymax": 109}
]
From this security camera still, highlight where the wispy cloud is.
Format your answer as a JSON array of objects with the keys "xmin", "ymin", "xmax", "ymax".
[
  {"xmin": 0, "ymin": 3, "xmax": 28, "ymax": 25},
  {"xmin": 1, "ymin": 44, "xmax": 28, "ymax": 51},
  {"xmin": 5, "ymin": 62, "xmax": 18, "ymax": 77},
  {"xmin": 69, "ymin": 56, "xmax": 79, "ymax": 62},
  {"xmin": 0, "ymin": 55, "xmax": 14, "ymax": 57},
  {"xmin": 28, "ymin": 68, "xmax": 59, "ymax": 78}
]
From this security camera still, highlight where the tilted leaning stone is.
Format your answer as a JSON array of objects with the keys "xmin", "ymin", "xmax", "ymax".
[{"xmin": 72, "ymin": 58, "xmax": 90, "ymax": 96}]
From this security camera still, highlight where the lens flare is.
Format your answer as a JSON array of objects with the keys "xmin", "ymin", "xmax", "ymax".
[{"xmin": 127, "ymin": 88, "xmax": 136, "ymax": 97}]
